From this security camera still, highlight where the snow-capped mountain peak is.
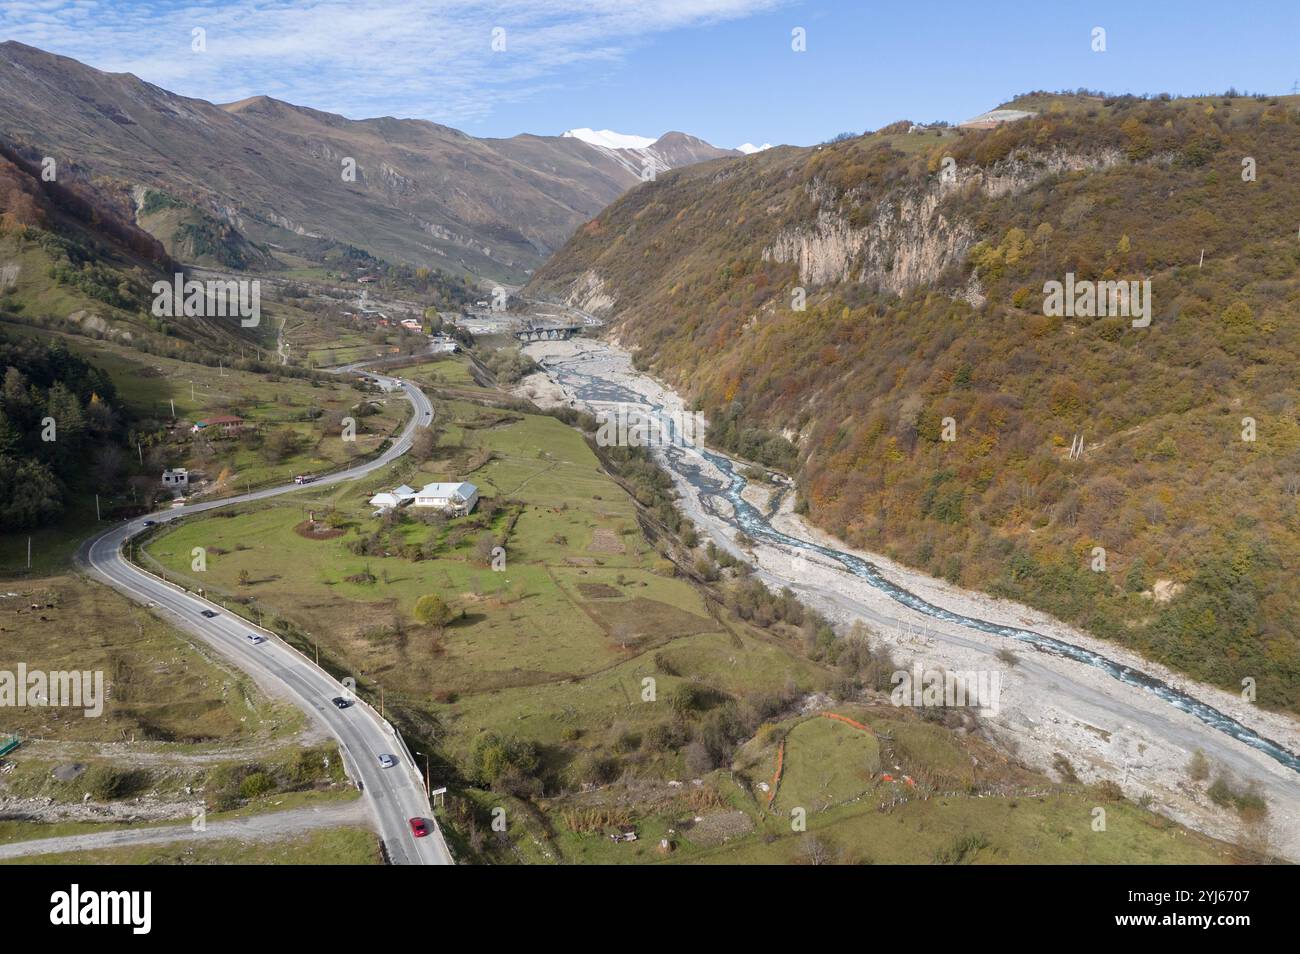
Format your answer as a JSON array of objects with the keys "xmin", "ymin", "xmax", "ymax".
[
  {"xmin": 562, "ymin": 128, "xmax": 657, "ymax": 150},
  {"xmin": 737, "ymin": 142, "xmax": 773, "ymax": 154}
]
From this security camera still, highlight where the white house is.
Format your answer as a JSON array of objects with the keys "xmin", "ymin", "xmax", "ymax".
[
  {"xmin": 413, "ymin": 481, "xmax": 478, "ymax": 514},
  {"xmin": 368, "ymin": 483, "xmax": 416, "ymax": 512},
  {"xmin": 161, "ymin": 468, "xmax": 189, "ymax": 490}
]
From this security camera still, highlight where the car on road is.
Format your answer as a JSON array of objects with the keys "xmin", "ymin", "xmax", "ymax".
[
  {"xmin": 142, "ymin": 520, "xmax": 156, "ymax": 526},
  {"xmin": 200, "ymin": 609, "xmax": 219, "ymax": 618},
  {"xmin": 377, "ymin": 754, "xmax": 396, "ymax": 768},
  {"xmin": 245, "ymin": 633, "xmax": 267, "ymax": 645},
  {"xmin": 408, "ymin": 817, "xmax": 429, "ymax": 838},
  {"xmin": 331, "ymin": 696, "xmax": 352, "ymax": 709}
]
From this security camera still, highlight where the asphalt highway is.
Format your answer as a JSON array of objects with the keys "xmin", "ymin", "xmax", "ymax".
[{"xmin": 76, "ymin": 370, "xmax": 451, "ymax": 865}]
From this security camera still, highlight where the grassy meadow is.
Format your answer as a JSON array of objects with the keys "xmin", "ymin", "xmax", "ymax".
[{"xmin": 138, "ymin": 382, "xmax": 1259, "ymax": 865}]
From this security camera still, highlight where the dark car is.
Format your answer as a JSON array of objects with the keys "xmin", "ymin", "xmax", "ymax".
[
  {"xmin": 331, "ymin": 696, "xmax": 352, "ymax": 709},
  {"xmin": 142, "ymin": 520, "xmax": 156, "ymax": 526},
  {"xmin": 408, "ymin": 817, "xmax": 429, "ymax": 838},
  {"xmin": 200, "ymin": 609, "xmax": 219, "ymax": 619}
]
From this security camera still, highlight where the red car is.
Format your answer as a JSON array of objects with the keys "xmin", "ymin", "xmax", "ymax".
[{"xmin": 408, "ymin": 817, "xmax": 429, "ymax": 838}]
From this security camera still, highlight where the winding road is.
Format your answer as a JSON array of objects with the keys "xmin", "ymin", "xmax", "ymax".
[{"xmin": 75, "ymin": 369, "xmax": 452, "ymax": 866}]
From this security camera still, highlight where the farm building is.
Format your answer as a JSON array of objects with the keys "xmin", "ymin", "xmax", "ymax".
[
  {"xmin": 190, "ymin": 415, "xmax": 244, "ymax": 435},
  {"xmin": 369, "ymin": 484, "xmax": 416, "ymax": 511},
  {"xmin": 161, "ymin": 468, "xmax": 189, "ymax": 490},
  {"xmin": 413, "ymin": 481, "xmax": 478, "ymax": 514}
]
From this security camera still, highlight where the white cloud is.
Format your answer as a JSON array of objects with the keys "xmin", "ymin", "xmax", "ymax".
[{"xmin": 0, "ymin": 0, "xmax": 789, "ymax": 124}]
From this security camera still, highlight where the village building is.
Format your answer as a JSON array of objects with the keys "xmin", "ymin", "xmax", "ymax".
[
  {"xmin": 413, "ymin": 481, "xmax": 478, "ymax": 514},
  {"xmin": 368, "ymin": 483, "xmax": 416, "ymax": 512},
  {"xmin": 190, "ymin": 414, "xmax": 244, "ymax": 435},
  {"xmin": 161, "ymin": 468, "xmax": 189, "ymax": 490}
]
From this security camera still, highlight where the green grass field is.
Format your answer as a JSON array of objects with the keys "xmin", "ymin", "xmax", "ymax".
[
  {"xmin": 0, "ymin": 574, "xmax": 296, "ymax": 743},
  {"xmin": 140, "ymin": 401, "xmax": 727, "ymax": 712},
  {"xmin": 132, "ymin": 369, "xmax": 1262, "ymax": 866},
  {"xmin": 768, "ymin": 716, "xmax": 882, "ymax": 815},
  {"xmin": 396, "ymin": 356, "xmax": 484, "ymax": 390}
]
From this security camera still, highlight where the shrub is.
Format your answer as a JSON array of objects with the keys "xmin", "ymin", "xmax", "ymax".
[
  {"xmin": 414, "ymin": 593, "xmax": 453, "ymax": 627},
  {"xmin": 239, "ymin": 771, "xmax": 274, "ymax": 799}
]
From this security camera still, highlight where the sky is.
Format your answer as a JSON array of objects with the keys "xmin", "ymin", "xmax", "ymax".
[{"xmin": 2, "ymin": 0, "xmax": 1298, "ymax": 148}]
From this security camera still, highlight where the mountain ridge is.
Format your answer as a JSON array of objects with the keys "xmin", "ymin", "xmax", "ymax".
[
  {"xmin": 527, "ymin": 91, "xmax": 1300, "ymax": 712},
  {"xmin": 0, "ymin": 41, "xmax": 734, "ymax": 284}
]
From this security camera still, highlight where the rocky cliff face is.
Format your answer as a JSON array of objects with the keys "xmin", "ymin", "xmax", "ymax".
[
  {"xmin": 537, "ymin": 140, "xmax": 1131, "ymax": 324},
  {"xmin": 762, "ymin": 148, "xmax": 1127, "ymax": 300}
]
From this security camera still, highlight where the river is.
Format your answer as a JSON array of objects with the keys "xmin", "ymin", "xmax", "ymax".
[{"xmin": 526, "ymin": 336, "xmax": 1300, "ymax": 857}]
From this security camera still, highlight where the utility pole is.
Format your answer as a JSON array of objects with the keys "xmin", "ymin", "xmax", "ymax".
[
  {"xmin": 26, "ymin": 537, "xmax": 31, "ymax": 570},
  {"xmin": 95, "ymin": 494, "xmax": 100, "ymax": 520},
  {"xmin": 137, "ymin": 442, "xmax": 143, "ymax": 466},
  {"xmin": 170, "ymin": 398, "xmax": 176, "ymax": 419},
  {"xmin": 416, "ymin": 751, "xmax": 431, "ymax": 797}
]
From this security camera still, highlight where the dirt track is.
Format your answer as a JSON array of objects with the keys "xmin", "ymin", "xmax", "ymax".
[{"xmin": 0, "ymin": 799, "xmax": 369, "ymax": 859}]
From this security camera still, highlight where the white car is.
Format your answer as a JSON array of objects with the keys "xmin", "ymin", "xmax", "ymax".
[
  {"xmin": 377, "ymin": 754, "xmax": 397, "ymax": 768},
  {"xmin": 245, "ymin": 633, "xmax": 267, "ymax": 645}
]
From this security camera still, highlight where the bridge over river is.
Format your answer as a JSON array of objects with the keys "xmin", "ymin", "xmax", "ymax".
[{"xmin": 514, "ymin": 322, "xmax": 584, "ymax": 342}]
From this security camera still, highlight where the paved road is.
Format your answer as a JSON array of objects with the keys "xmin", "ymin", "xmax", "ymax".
[
  {"xmin": 0, "ymin": 801, "xmax": 368, "ymax": 860},
  {"xmin": 75, "ymin": 370, "xmax": 452, "ymax": 866}
]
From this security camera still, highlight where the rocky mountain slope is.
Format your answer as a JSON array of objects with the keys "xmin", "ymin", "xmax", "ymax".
[
  {"xmin": 0, "ymin": 42, "xmax": 731, "ymax": 284},
  {"xmin": 0, "ymin": 140, "xmax": 255, "ymax": 355},
  {"xmin": 528, "ymin": 92, "xmax": 1300, "ymax": 712}
]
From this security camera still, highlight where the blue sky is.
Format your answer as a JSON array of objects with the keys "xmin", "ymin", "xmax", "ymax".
[{"xmin": 2, "ymin": 0, "xmax": 1298, "ymax": 148}]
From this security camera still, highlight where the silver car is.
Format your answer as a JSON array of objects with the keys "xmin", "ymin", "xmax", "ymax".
[{"xmin": 377, "ymin": 754, "xmax": 397, "ymax": 768}]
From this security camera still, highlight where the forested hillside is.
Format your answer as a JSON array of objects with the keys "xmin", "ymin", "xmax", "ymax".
[
  {"xmin": 528, "ymin": 92, "xmax": 1300, "ymax": 712},
  {"xmin": 0, "ymin": 142, "xmax": 266, "ymax": 359},
  {"xmin": 0, "ymin": 335, "xmax": 124, "ymax": 529}
]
